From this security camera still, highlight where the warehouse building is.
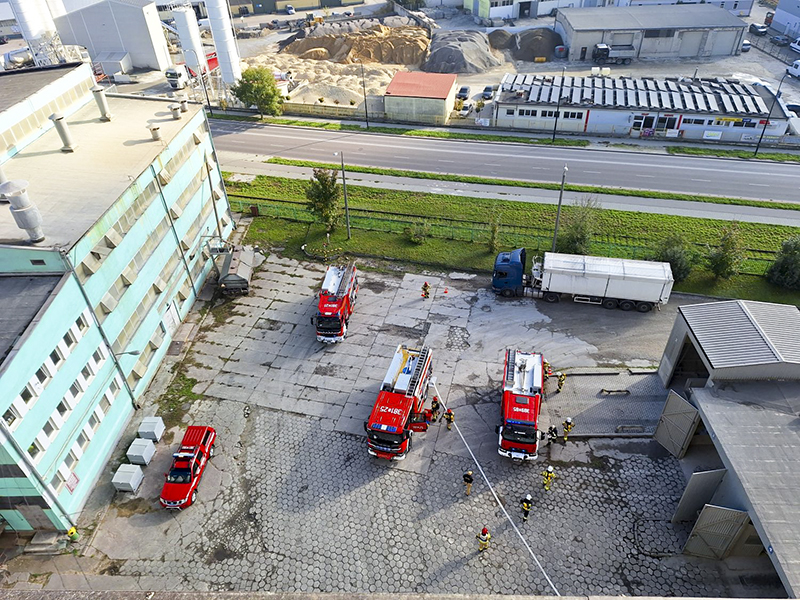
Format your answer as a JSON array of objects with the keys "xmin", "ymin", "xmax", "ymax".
[
  {"xmin": 384, "ymin": 72, "xmax": 458, "ymax": 126},
  {"xmin": 773, "ymin": 0, "xmax": 800, "ymax": 39},
  {"xmin": 555, "ymin": 5, "xmax": 747, "ymax": 62},
  {"xmin": 492, "ymin": 73, "xmax": 792, "ymax": 143},
  {"xmin": 0, "ymin": 62, "xmax": 233, "ymax": 532},
  {"xmin": 653, "ymin": 301, "xmax": 800, "ymax": 597}
]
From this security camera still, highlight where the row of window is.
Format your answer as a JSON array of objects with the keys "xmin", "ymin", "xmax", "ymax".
[
  {"xmin": 505, "ymin": 108, "xmax": 585, "ymax": 119},
  {"xmin": 489, "ymin": 0, "xmax": 512, "ymax": 6}
]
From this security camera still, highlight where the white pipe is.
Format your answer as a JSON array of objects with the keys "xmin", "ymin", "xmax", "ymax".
[{"xmin": 205, "ymin": 0, "xmax": 242, "ymax": 84}]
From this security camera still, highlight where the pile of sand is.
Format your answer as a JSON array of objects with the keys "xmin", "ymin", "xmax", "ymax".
[
  {"xmin": 422, "ymin": 30, "xmax": 501, "ymax": 74},
  {"xmin": 283, "ymin": 23, "xmax": 429, "ymax": 65},
  {"xmin": 510, "ymin": 28, "xmax": 564, "ymax": 61},
  {"xmin": 487, "ymin": 29, "xmax": 514, "ymax": 50},
  {"xmin": 304, "ymin": 16, "xmax": 416, "ymax": 37}
]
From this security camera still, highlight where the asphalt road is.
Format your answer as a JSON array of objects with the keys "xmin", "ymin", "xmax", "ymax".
[{"xmin": 210, "ymin": 121, "xmax": 800, "ymax": 204}]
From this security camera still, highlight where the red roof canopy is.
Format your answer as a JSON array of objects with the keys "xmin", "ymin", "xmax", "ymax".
[{"xmin": 385, "ymin": 72, "xmax": 458, "ymax": 100}]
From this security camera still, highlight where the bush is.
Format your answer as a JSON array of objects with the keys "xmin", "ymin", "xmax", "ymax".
[
  {"xmin": 404, "ymin": 221, "xmax": 431, "ymax": 245},
  {"xmin": 555, "ymin": 195, "xmax": 598, "ymax": 255},
  {"xmin": 488, "ymin": 215, "xmax": 501, "ymax": 254},
  {"xmin": 653, "ymin": 233, "xmax": 694, "ymax": 283},
  {"xmin": 706, "ymin": 222, "xmax": 745, "ymax": 279},
  {"xmin": 766, "ymin": 235, "xmax": 800, "ymax": 290},
  {"xmin": 305, "ymin": 168, "xmax": 341, "ymax": 232}
]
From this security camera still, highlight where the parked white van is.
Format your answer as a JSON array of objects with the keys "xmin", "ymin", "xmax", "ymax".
[
  {"xmin": 790, "ymin": 37, "xmax": 800, "ymax": 53},
  {"xmin": 788, "ymin": 59, "xmax": 800, "ymax": 77}
]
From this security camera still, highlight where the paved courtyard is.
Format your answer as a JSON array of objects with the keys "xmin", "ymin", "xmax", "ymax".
[{"xmin": 7, "ymin": 255, "xmax": 785, "ymax": 595}]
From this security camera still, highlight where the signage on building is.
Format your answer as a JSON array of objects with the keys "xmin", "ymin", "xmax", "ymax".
[
  {"xmin": 703, "ymin": 131, "xmax": 723, "ymax": 140},
  {"xmin": 66, "ymin": 473, "xmax": 80, "ymax": 494}
]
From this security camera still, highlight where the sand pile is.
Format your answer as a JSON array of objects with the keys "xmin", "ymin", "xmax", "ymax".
[
  {"xmin": 304, "ymin": 16, "xmax": 416, "ymax": 37},
  {"xmin": 487, "ymin": 29, "xmax": 513, "ymax": 50},
  {"xmin": 422, "ymin": 30, "xmax": 501, "ymax": 74},
  {"xmin": 510, "ymin": 28, "xmax": 563, "ymax": 61},
  {"xmin": 283, "ymin": 24, "xmax": 429, "ymax": 65}
]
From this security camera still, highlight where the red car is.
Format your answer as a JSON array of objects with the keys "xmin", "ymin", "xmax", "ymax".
[{"xmin": 159, "ymin": 426, "xmax": 216, "ymax": 509}]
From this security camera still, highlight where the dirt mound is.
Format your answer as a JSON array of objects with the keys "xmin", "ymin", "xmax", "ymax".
[
  {"xmin": 422, "ymin": 30, "xmax": 501, "ymax": 74},
  {"xmin": 488, "ymin": 29, "xmax": 513, "ymax": 50},
  {"xmin": 511, "ymin": 28, "xmax": 563, "ymax": 61},
  {"xmin": 283, "ymin": 24, "xmax": 429, "ymax": 65},
  {"xmin": 305, "ymin": 16, "xmax": 416, "ymax": 37}
]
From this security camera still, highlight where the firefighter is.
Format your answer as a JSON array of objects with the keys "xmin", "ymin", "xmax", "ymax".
[
  {"xmin": 541, "ymin": 465, "xmax": 556, "ymax": 491},
  {"xmin": 556, "ymin": 371, "xmax": 567, "ymax": 393},
  {"xmin": 562, "ymin": 417, "xmax": 574, "ymax": 442},
  {"xmin": 543, "ymin": 360, "xmax": 552, "ymax": 378},
  {"xmin": 443, "ymin": 408, "xmax": 455, "ymax": 430},
  {"xmin": 476, "ymin": 527, "xmax": 491, "ymax": 552},
  {"xmin": 546, "ymin": 425, "xmax": 559, "ymax": 447},
  {"xmin": 463, "ymin": 470, "xmax": 474, "ymax": 496},
  {"xmin": 421, "ymin": 281, "xmax": 431, "ymax": 299},
  {"xmin": 430, "ymin": 397, "xmax": 441, "ymax": 422},
  {"xmin": 520, "ymin": 494, "xmax": 533, "ymax": 522}
]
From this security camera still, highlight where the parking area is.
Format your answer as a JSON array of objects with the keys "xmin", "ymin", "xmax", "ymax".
[{"xmin": 12, "ymin": 254, "xmax": 785, "ymax": 595}]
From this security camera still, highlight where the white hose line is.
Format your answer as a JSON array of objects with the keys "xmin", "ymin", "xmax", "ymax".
[{"xmin": 431, "ymin": 381, "xmax": 561, "ymax": 597}]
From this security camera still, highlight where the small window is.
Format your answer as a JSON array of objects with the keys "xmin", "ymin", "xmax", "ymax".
[
  {"xmin": 77, "ymin": 432, "xmax": 90, "ymax": 450},
  {"xmin": 100, "ymin": 396, "xmax": 111, "ymax": 414},
  {"xmin": 76, "ymin": 314, "xmax": 89, "ymax": 332},
  {"xmin": 92, "ymin": 348, "xmax": 105, "ymax": 365},
  {"xmin": 109, "ymin": 379, "xmax": 120, "ymax": 397},
  {"xmin": 3, "ymin": 408, "xmax": 18, "ymax": 427},
  {"xmin": 28, "ymin": 442, "xmax": 42, "ymax": 460},
  {"xmin": 57, "ymin": 400, "xmax": 70, "ymax": 419},
  {"xmin": 36, "ymin": 366, "xmax": 51, "ymax": 385},
  {"xmin": 20, "ymin": 386, "xmax": 34, "ymax": 405},
  {"xmin": 30, "ymin": 259, "xmax": 46, "ymax": 266},
  {"xmin": 43, "ymin": 419, "xmax": 57, "ymax": 439},
  {"xmin": 506, "ymin": 109, "xmax": 514, "ymax": 116},
  {"xmin": 64, "ymin": 451, "xmax": 77, "ymax": 470},
  {"xmin": 88, "ymin": 414, "xmax": 100, "ymax": 431},
  {"xmin": 50, "ymin": 472, "xmax": 66, "ymax": 493},
  {"xmin": 81, "ymin": 365, "xmax": 93, "ymax": 381},
  {"xmin": 69, "ymin": 381, "xmax": 83, "ymax": 398},
  {"xmin": 50, "ymin": 348, "xmax": 64, "ymax": 368},
  {"xmin": 63, "ymin": 330, "xmax": 77, "ymax": 349}
]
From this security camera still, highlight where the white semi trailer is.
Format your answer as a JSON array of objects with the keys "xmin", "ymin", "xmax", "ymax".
[{"xmin": 492, "ymin": 250, "xmax": 674, "ymax": 313}]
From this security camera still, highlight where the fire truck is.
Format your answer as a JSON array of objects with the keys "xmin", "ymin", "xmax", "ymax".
[
  {"xmin": 365, "ymin": 344, "xmax": 434, "ymax": 460},
  {"xmin": 311, "ymin": 262, "xmax": 358, "ymax": 343},
  {"xmin": 497, "ymin": 349, "xmax": 544, "ymax": 461}
]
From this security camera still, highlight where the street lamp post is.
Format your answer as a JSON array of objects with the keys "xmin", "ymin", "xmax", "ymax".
[
  {"xmin": 334, "ymin": 152, "xmax": 352, "ymax": 240},
  {"xmin": 551, "ymin": 67, "xmax": 567, "ymax": 143},
  {"xmin": 754, "ymin": 73, "xmax": 788, "ymax": 157},
  {"xmin": 551, "ymin": 164, "xmax": 568, "ymax": 253},
  {"xmin": 184, "ymin": 48, "xmax": 213, "ymax": 117},
  {"xmin": 356, "ymin": 59, "xmax": 369, "ymax": 129}
]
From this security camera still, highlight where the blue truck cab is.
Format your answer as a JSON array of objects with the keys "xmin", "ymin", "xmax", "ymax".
[{"xmin": 492, "ymin": 248, "xmax": 527, "ymax": 297}]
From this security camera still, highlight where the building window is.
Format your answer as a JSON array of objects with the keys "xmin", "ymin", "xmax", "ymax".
[
  {"xmin": 3, "ymin": 408, "xmax": 18, "ymax": 428},
  {"xmin": 77, "ymin": 432, "xmax": 90, "ymax": 450},
  {"xmin": 506, "ymin": 109, "xmax": 514, "ymax": 116},
  {"xmin": 564, "ymin": 111, "xmax": 584, "ymax": 119},
  {"xmin": 88, "ymin": 413, "xmax": 101, "ymax": 431},
  {"xmin": 20, "ymin": 386, "xmax": 34, "ymax": 405},
  {"xmin": 518, "ymin": 108, "xmax": 537, "ymax": 116},
  {"xmin": 35, "ymin": 365, "xmax": 51, "ymax": 386},
  {"xmin": 28, "ymin": 441, "xmax": 43, "ymax": 461},
  {"xmin": 50, "ymin": 472, "xmax": 66, "ymax": 493},
  {"xmin": 81, "ymin": 364, "xmax": 94, "ymax": 382},
  {"xmin": 644, "ymin": 28, "xmax": 675, "ymax": 38},
  {"xmin": 76, "ymin": 314, "xmax": 90, "ymax": 332},
  {"xmin": 63, "ymin": 330, "xmax": 77, "ymax": 350},
  {"xmin": 64, "ymin": 451, "xmax": 78, "ymax": 470},
  {"xmin": 43, "ymin": 419, "xmax": 58, "ymax": 440},
  {"xmin": 69, "ymin": 381, "xmax": 83, "ymax": 401},
  {"xmin": 92, "ymin": 347, "xmax": 106, "ymax": 368},
  {"xmin": 99, "ymin": 395, "xmax": 112, "ymax": 415},
  {"xmin": 57, "ymin": 400, "xmax": 71, "ymax": 420},
  {"xmin": 49, "ymin": 348, "xmax": 64, "ymax": 369}
]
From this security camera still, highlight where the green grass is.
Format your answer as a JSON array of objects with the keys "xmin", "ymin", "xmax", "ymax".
[
  {"xmin": 668, "ymin": 145, "xmax": 800, "ymax": 163},
  {"xmin": 265, "ymin": 157, "xmax": 800, "ymax": 212},
  {"xmin": 157, "ymin": 369, "xmax": 202, "ymax": 430}
]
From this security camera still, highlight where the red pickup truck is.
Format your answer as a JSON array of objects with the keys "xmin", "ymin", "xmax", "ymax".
[{"xmin": 159, "ymin": 426, "xmax": 216, "ymax": 509}]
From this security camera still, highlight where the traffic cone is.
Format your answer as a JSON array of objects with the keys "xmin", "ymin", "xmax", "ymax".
[{"xmin": 444, "ymin": 287, "xmax": 448, "ymax": 294}]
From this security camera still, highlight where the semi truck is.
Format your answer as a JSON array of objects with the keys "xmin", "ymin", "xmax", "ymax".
[
  {"xmin": 592, "ymin": 43, "xmax": 636, "ymax": 65},
  {"xmin": 311, "ymin": 262, "xmax": 358, "ymax": 343},
  {"xmin": 497, "ymin": 349, "xmax": 545, "ymax": 462},
  {"xmin": 491, "ymin": 249, "xmax": 673, "ymax": 312},
  {"xmin": 364, "ymin": 344, "xmax": 434, "ymax": 461}
]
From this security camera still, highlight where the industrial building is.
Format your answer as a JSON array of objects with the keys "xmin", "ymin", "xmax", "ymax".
[
  {"xmin": 0, "ymin": 61, "xmax": 233, "ymax": 532},
  {"xmin": 492, "ymin": 73, "xmax": 792, "ymax": 143},
  {"xmin": 555, "ymin": 5, "xmax": 747, "ymax": 62},
  {"xmin": 0, "ymin": 3, "xmax": 18, "ymax": 39},
  {"xmin": 384, "ymin": 72, "xmax": 458, "ymax": 126},
  {"xmin": 654, "ymin": 300, "xmax": 800, "ymax": 597},
  {"xmin": 773, "ymin": 0, "xmax": 800, "ymax": 39}
]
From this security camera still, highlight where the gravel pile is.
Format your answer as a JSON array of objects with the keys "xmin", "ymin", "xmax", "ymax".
[
  {"xmin": 422, "ymin": 30, "xmax": 501, "ymax": 74},
  {"xmin": 511, "ymin": 28, "xmax": 563, "ymax": 61},
  {"xmin": 487, "ymin": 29, "xmax": 514, "ymax": 50}
]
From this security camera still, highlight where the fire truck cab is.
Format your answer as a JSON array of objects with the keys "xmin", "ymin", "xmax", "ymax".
[
  {"xmin": 365, "ymin": 344, "xmax": 434, "ymax": 461},
  {"xmin": 311, "ymin": 262, "xmax": 358, "ymax": 343},
  {"xmin": 497, "ymin": 349, "xmax": 544, "ymax": 461}
]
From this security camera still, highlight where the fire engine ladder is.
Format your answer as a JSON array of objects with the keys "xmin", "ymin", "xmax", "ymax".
[
  {"xmin": 405, "ymin": 346, "xmax": 430, "ymax": 398},
  {"xmin": 335, "ymin": 262, "xmax": 356, "ymax": 297},
  {"xmin": 505, "ymin": 350, "xmax": 517, "ymax": 386}
]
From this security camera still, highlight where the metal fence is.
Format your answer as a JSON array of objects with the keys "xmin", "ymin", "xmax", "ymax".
[{"xmin": 228, "ymin": 193, "xmax": 777, "ymax": 275}]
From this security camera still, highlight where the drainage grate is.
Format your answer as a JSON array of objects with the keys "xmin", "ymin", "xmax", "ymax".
[{"xmin": 166, "ymin": 341, "xmax": 184, "ymax": 356}]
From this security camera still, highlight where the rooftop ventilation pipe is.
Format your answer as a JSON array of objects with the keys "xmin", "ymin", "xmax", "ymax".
[
  {"xmin": 169, "ymin": 104, "xmax": 182, "ymax": 120},
  {"xmin": 49, "ymin": 113, "xmax": 77, "ymax": 152},
  {"xmin": 91, "ymin": 86, "xmax": 113, "ymax": 121},
  {"xmin": 179, "ymin": 98, "xmax": 189, "ymax": 113},
  {"xmin": 0, "ymin": 180, "xmax": 45, "ymax": 243},
  {"xmin": 148, "ymin": 124, "xmax": 162, "ymax": 141}
]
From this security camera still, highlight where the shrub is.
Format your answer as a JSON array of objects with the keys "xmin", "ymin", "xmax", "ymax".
[
  {"xmin": 555, "ymin": 195, "xmax": 598, "ymax": 255},
  {"xmin": 404, "ymin": 221, "xmax": 431, "ymax": 245},
  {"xmin": 706, "ymin": 222, "xmax": 745, "ymax": 279},
  {"xmin": 305, "ymin": 168, "xmax": 341, "ymax": 232},
  {"xmin": 653, "ymin": 233, "xmax": 694, "ymax": 283},
  {"xmin": 488, "ymin": 215, "xmax": 501, "ymax": 254},
  {"xmin": 766, "ymin": 235, "xmax": 800, "ymax": 290}
]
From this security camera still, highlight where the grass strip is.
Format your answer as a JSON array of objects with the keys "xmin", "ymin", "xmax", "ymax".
[
  {"xmin": 668, "ymin": 145, "xmax": 800, "ymax": 163},
  {"xmin": 265, "ymin": 157, "xmax": 800, "ymax": 213}
]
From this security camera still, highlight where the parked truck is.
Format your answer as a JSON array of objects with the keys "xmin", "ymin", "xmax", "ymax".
[
  {"xmin": 592, "ymin": 43, "xmax": 635, "ymax": 65},
  {"xmin": 311, "ymin": 262, "xmax": 358, "ymax": 343},
  {"xmin": 364, "ymin": 344, "xmax": 434, "ymax": 461},
  {"xmin": 491, "ymin": 249, "xmax": 673, "ymax": 312},
  {"xmin": 160, "ymin": 426, "xmax": 216, "ymax": 509},
  {"xmin": 497, "ymin": 349, "xmax": 545, "ymax": 462}
]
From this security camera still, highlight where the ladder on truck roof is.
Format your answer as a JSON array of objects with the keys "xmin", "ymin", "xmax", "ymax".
[
  {"xmin": 334, "ymin": 262, "xmax": 356, "ymax": 298},
  {"xmin": 405, "ymin": 346, "xmax": 430, "ymax": 398},
  {"xmin": 505, "ymin": 349, "xmax": 517, "ymax": 387}
]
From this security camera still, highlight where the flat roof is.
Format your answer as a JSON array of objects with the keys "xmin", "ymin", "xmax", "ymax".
[
  {"xmin": 694, "ymin": 382, "xmax": 800, "ymax": 597},
  {"xmin": 385, "ymin": 72, "xmax": 457, "ymax": 100},
  {"xmin": 680, "ymin": 300, "xmax": 800, "ymax": 369},
  {"xmin": 0, "ymin": 275, "xmax": 63, "ymax": 363},
  {"xmin": 0, "ymin": 93, "xmax": 202, "ymax": 249},
  {"xmin": 559, "ymin": 4, "xmax": 747, "ymax": 31},
  {"xmin": 0, "ymin": 64, "xmax": 80, "ymax": 114}
]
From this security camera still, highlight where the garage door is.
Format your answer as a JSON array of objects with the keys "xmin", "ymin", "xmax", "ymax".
[
  {"xmin": 612, "ymin": 33, "xmax": 634, "ymax": 45},
  {"xmin": 712, "ymin": 30, "xmax": 739, "ymax": 55},
  {"xmin": 683, "ymin": 504, "xmax": 749, "ymax": 559},
  {"xmin": 679, "ymin": 31, "xmax": 704, "ymax": 57},
  {"xmin": 672, "ymin": 468, "xmax": 727, "ymax": 523},
  {"xmin": 654, "ymin": 390, "xmax": 700, "ymax": 458}
]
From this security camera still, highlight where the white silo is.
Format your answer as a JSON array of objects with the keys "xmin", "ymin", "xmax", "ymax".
[
  {"xmin": 173, "ymin": 5, "xmax": 208, "ymax": 76},
  {"xmin": 44, "ymin": 0, "xmax": 67, "ymax": 19},
  {"xmin": 9, "ymin": 0, "xmax": 56, "ymax": 41},
  {"xmin": 205, "ymin": 0, "xmax": 242, "ymax": 85}
]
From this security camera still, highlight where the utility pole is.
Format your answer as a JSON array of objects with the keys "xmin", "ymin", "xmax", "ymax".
[{"xmin": 551, "ymin": 164, "xmax": 568, "ymax": 253}]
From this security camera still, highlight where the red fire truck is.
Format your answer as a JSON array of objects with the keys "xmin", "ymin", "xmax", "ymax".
[
  {"xmin": 365, "ymin": 344, "xmax": 434, "ymax": 460},
  {"xmin": 311, "ymin": 262, "xmax": 358, "ymax": 343},
  {"xmin": 497, "ymin": 349, "xmax": 544, "ymax": 461},
  {"xmin": 160, "ymin": 425, "xmax": 216, "ymax": 509}
]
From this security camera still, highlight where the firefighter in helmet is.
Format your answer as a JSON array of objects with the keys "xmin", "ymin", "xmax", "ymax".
[
  {"xmin": 443, "ymin": 408, "xmax": 455, "ymax": 431},
  {"xmin": 430, "ymin": 397, "xmax": 441, "ymax": 422},
  {"xmin": 562, "ymin": 417, "xmax": 574, "ymax": 442},
  {"xmin": 463, "ymin": 470, "xmax": 474, "ymax": 496},
  {"xmin": 520, "ymin": 494, "xmax": 533, "ymax": 522},
  {"xmin": 476, "ymin": 527, "xmax": 491, "ymax": 552},
  {"xmin": 546, "ymin": 425, "xmax": 559, "ymax": 447},
  {"xmin": 541, "ymin": 465, "xmax": 556, "ymax": 491},
  {"xmin": 556, "ymin": 371, "xmax": 567, "ymax": 393},
  {"xmin": 421, "ymin": 281, "xmax": 431, "ymax": 299},
  {"xmin": 543, "ymin": 360, "xmax": 552, "ymax": 378}
]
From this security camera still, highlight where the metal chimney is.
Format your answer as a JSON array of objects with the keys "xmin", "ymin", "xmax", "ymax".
[
  {"xmin": 0, "ymin": 180, "xmax": 45, "ymax": 243},
  {"xmin": 148, "ymin": 124, "xmax": 162, "ymax": 141},
  {"xmin": 49, "ymin": 113, "xmax": 77, "ymax": 152},
  {"xmin": 91, "ymin": 86, "xmax": 113, "ymax": 121}
]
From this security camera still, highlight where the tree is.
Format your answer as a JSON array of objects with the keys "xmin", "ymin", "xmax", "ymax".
[
  {"xmin": 305, "ymin": 168, "xmax": 341, "ymax": 232},
  {"xmin": 230, "ymin": 67, "xmax": 283, "ymax": 118},
  {"xmin": 766, "ymin": 235, "xmax": 800, "ymax": 290},
  {"xmin": 654, "ymin": 233, "xmax": 694, "ymax": 283},
  {"xmin": 555, "ymin": 195, "xmax": 598, "ymax": 255},
  {"xmin": 706, "ymin": 223, "xmax": 744, "ymax": 279}
]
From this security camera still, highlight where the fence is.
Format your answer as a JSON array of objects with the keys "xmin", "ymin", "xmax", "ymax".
[{"xmin": 228, "ymin": 193, "xmax": 778, "ymax": 275}]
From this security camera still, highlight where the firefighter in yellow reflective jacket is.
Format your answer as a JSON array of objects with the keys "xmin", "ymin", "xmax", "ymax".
[
  {"xmin": 443, "ymin": 408, "xmax": 455, "ymax": 431},
  {"xmin": 476, "ymin": 527, "xmax": 491, "ymax": 552},
  {"xmin": 562, "ymin": 417, "xmax": 574, "ymax": 442},
  {"xmin": 541, "ymin": 465, "xmax": 556, "ymax": 491},
  {"xmin": 421, "ymin": 281, "xmax": 431, "ymax": 299},
  {"xmin": 520, "ymin": 494, "xmax": 533, "ymax": 522},
  {"xmin": 556, "ymin": 371, "xmax": 567, "ymax": 392},
  {"xmin": 430, "ymin": 397, "xmax": 441, "ymax": 422}
]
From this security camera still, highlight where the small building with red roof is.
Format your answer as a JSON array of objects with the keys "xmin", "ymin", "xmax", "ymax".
[{"xmin": 384, "ymin": 71, "xmax": 459, "ymax": 125}]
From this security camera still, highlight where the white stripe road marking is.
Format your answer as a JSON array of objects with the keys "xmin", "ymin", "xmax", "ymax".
[{"xmin": 748, "ymin": 183, "xmax": 770, "ymax": 187}]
